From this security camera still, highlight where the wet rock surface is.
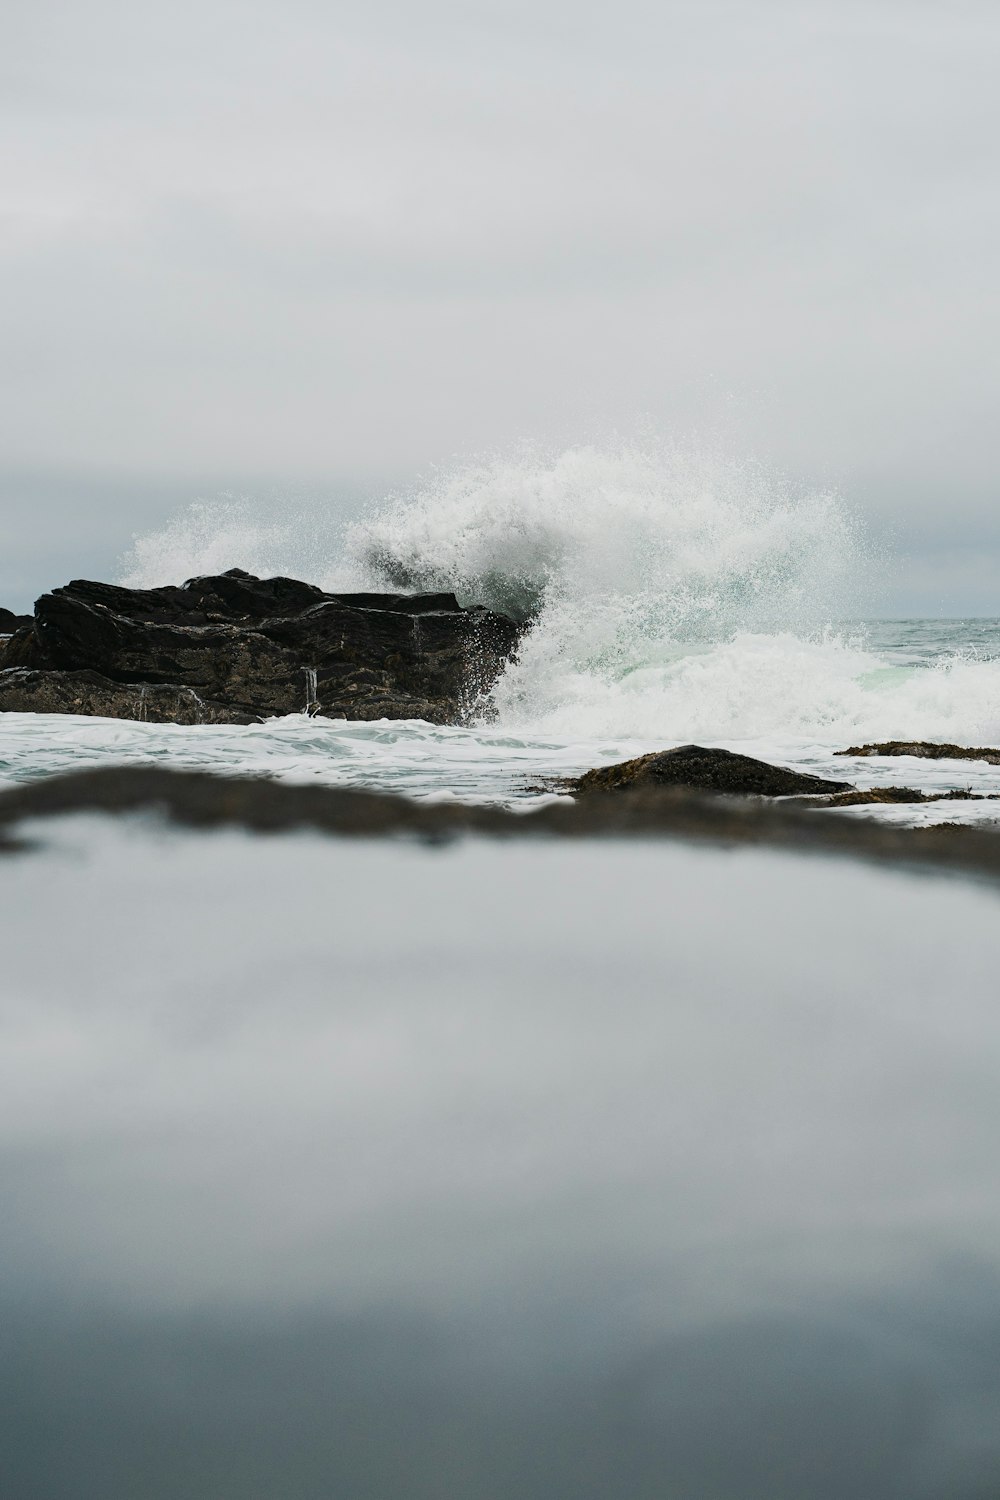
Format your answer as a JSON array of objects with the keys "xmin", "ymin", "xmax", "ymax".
[
  {"xmin": 838, "ymin": 740, "xmax": 1000, "ymax": 764},
  {"xmin": 0, "ymin": 569, "xmax": 520, "ymax": 724},
  {"xmin": 569, "ymin": 744, "xmax": 854, "ymax": 797},
  {"xmin": 0, "ymin": 668, "xmax": 249, "ymax": 724}
]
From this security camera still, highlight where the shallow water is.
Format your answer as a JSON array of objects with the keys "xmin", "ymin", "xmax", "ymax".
[{"xmin": 4, "ymin": 818, "xmax": 1000, "ymax": 1498}]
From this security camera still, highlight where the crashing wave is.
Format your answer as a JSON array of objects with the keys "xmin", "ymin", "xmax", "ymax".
[{"xmin": 118, "ymin": 438, "xmax": 1000, "ymax": 746}]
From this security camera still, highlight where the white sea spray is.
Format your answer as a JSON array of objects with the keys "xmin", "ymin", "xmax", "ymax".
[
  {"xmin": 119, "ymin": 495, "xmax": 330, "ymax": 589},
  {"xmin": 343, "ymin": 440, "xmax": 1000, "ymax": 745},
  {"xmin": 346, "ymin": 439, "xmax": 862, "ymax": 630},
  {"xmin": 109, "ymin": 439, "xmax": 1000, "ymax": 760}
]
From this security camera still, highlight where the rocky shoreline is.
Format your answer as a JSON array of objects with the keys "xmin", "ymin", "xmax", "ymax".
[
  {"xmin": 0, "ymin": 569, "xmax": 520, "ymax": 724},
  {"xmin": 3, "ymin": 573, "xmax": 1000, "ymax": 828}
]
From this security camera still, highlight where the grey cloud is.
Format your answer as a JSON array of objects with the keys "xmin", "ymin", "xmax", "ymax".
[{"xmin": 2, "ymin": 0, "xmax": 998, "ymax": 608}]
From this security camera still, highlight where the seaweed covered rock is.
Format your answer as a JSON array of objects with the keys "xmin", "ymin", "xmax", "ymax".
[
  {"xmin": 795, "ymin": 785, "xmax": 988, "ymax": 808},
  {"xmin": 838, "ymin": 741, "xmax": 1000, "ymax": 765},
  {"xmin": 0, "ymin": 569, "xmax": 520, "ymax": 725},
  {"xmin": 570, "ymin": 745, "xmax": 854, "ymax": 797}
]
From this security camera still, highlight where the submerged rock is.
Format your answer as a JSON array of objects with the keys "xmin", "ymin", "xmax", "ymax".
[
  {"xmin": 0, "ymin": 569, "xmax": 520, "ymax": 725},
  {"xmin": 838, "ymin": 740, "xmax": 1000, "ymax": 765},
  {"xmin": 569, "ymin": 745, "xmax": 853, "ymax": 797}
]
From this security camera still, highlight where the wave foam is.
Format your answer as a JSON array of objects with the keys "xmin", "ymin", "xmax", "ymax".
[
  {"xmin": 117, "ymin": 440, "xmax": 1000, "ymax": 748},
  {"xmin": 492, "ymin": 630, "xmax": 1000, "ymax": 744},
  {"xmin": 347, "ymin": 440, "xmax": 908, "ymax": 738}
]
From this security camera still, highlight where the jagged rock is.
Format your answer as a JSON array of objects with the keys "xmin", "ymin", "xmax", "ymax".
[
  {"xmin": 838, "ymin": 740, "xmax": 1000, "ymax": 765},
  {"xmin": 0, "ymin": 608, "xmax": 32, "ymax": 633},
  {"xmin": 569, "ymin": 744, "xmax": 854, "ymax": 797},
  {"xmin": 0, "ymin": 569, "xmax": 520, "ymax": 724}
]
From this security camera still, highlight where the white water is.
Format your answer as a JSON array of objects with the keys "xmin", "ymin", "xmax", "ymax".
[
  {"xmin": 339, "ymin": 442, "xmax": 1000, "ymax": 748},
  {"xmin": 9, "ymin": 439, "xmax": 1000, "ymax": 817}
]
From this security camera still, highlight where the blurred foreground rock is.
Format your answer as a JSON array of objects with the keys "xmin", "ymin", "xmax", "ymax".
[{"xmin": 2, "ymin": 766, "xmax": 1000, "ymax": 887}]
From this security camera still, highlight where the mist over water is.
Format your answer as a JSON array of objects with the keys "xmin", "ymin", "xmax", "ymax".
[
  {"xmin": 117, "ymin": 439, "xmax": 1000, "ymax": 747},
  {"xmin": 119, "ymin": 495, "xmax": 330, "ymax": 593}
]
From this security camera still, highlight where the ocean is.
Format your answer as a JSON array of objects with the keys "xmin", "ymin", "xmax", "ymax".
[
  {"xmin": 5, "ymin": 448, "xmax": 1000, "ymax": 1496},
  {"xmin": 3, "ymin": 441, "xmax": 1000, "ymax": 817},
  {"xmin": 5, "ymin": 812, "xmax": 1000, "ymax": 1498}
]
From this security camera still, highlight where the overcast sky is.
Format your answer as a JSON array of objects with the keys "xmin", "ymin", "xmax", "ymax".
[{"xmin": 3, "ymin": 0, "xmax": 999, "ymax": 611}]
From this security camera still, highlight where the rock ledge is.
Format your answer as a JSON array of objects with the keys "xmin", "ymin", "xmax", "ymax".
[{"xmin": 0, "ymin": 569, "xmax": 520, "ymax": 724}]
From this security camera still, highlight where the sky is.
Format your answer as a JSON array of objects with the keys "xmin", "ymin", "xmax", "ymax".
[{"xmin": 3, "ymin": 0, "xmax": 999, "ymax": 612}]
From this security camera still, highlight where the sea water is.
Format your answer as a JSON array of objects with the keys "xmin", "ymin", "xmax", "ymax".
[
  {"xmin": 3, "ymin": 440, "xmax": 1000, "ymax": 821},
  {"xmin": 6, "ymin": 446, "xmax": 1000, "ymax": 1498}
]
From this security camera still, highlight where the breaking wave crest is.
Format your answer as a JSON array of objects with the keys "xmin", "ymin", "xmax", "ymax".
[
  {"xmin": 120, "ymin": 440, "xmax": 1000, "ymax": 746},
  {"xmin": 346, "ymin": 441, "xmax": 861, "ymax": 631}
]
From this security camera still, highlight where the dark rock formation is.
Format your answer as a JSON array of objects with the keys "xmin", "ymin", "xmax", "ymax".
[
  {"xmin": 569, "ymin": 745, "xmax": 853, "ymax": 797},
  {"xmin": 0, "ymin": 608, "xmax": 32, "ymax": 634},
  {"xmin": 0, "ymin": 569, "xmax": 520, "ymax": 724},
  {"xmin": 838, "ymin": 740, "xmax": 1000, "ymax": 765}
]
